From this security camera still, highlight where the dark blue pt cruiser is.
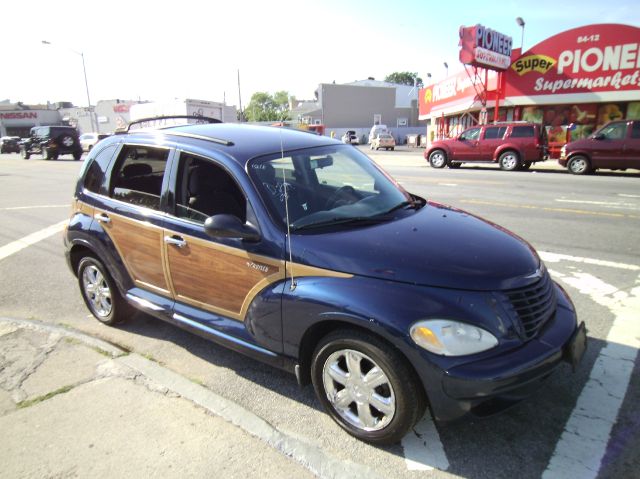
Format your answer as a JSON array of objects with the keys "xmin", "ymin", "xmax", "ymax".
[{"xmin": 64, "ymin": 120, "xmax": 586, "ymax": 444}]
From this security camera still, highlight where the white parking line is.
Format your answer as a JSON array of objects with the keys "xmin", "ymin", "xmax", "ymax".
[
  {"xmin": 554, "ymin": 199, "xmax": 639, "ymax": 211},
  {"xmin": 0, "ymin": 205, "xmax": 69, "ymax": 211},
  {"xmin": 543, "ymin": 269, "xmax": 640, "ymax": 478},
  {"xmin": 540, "ymin": 251, "xmax": 640, "ymax": 272},
  {"xmin": 402, "ymin": 414, "xmax": 450, "ymax": 471},
  {"xmin": 0, "ymin": 220, "xmax": 68, "ymax": 261}
]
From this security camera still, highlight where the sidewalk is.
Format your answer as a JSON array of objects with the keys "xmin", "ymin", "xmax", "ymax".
[{"xmin": 0, "ymin": 318, "xmax": 318, "ymax": 479}]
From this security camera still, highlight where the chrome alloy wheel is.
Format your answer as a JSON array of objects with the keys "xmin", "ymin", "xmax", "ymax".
[
  {"xmin": 322, "ymin": 349, "xmax": 396, "ymax": 431},
  {"xmin": 82, "ymin": 265, "xmax": 112, "ymax": 318},
  {"xmin": 500, "ymin": 152, "xmax": 518, "ymax": 170},
  {"xmin": 429, "ymin": 151, "xmax": 446, "ymax": 168},
  {"xmin": 569, "ymin": 157, "xmax": 588, "ymax": 174}
]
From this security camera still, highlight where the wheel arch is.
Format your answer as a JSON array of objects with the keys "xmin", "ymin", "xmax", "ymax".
[
  {"xmin": 296, "ymin": 318, "xmax": 426, "ymax": 399},
  {"xmin": 494, "ymin": 145, "xmax": 521, "ymax": 162}
]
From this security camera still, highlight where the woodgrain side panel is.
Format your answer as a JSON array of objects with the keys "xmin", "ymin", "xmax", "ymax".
[
  {"xmin": 98, "ymin": 210, "xmax": 170, "ymax": 294},
  {"xmin": 167, "ymin": 234, "xmax": 284, "ymax": 318}
]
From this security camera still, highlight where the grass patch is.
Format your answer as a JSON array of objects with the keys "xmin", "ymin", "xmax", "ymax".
[{"xmin": 17, "ymin": 385, "xmax": 75, "ymax": 409}]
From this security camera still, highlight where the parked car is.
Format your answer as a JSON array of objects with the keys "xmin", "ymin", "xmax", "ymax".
[
  {"xmin": 0, "ymin": 136, "xmax": 21, "ymax": 153},
  {"xmin": 79, "ymin": 132, "xmax": 110, "ymax": 152},
  {"xmin": 559, "ymin": 120, "xmax": 640, "ymax": 174},
  {"xmin": 341, "ymin": 130, "xmax": 359, "ymax": 145},
  {"xmin": 65, "ymin": 119, "xmax": 585, "ymax": 444},
  {"xmin": 20, "ymin": 126, "xmax": 83, "ymax": 161},
  {"xmin": 426, "ymin": 122, "xmax": 548, "ymax": 170},
  {"xmin": 371, "ymin": 133, "xmax": 396, "ymax": 150},
  {"xmin": 368, "ymin": 124, "xmax": 389, "ymax": 143}
]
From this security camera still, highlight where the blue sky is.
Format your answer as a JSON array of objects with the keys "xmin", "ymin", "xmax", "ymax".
[{"xmin": 1, "ymin": 0, "xmax": 638, "ymax": 108}]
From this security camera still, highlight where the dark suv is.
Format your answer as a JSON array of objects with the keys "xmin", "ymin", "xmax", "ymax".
[
  {"xmin": 560, "ymin": 120, "xmax": 640, "ymax": 174},
  {"xmin": 426, "ymin": 122, "xmax": 547, "ymax": 171},
  {"xmin": 1, "ymin": 136, "xmax": 21, "ymax": 153},
  {"xmin": 20, "ymin": 126, "xmax": 83, "ymax": 161},
  {"xmin": 64, "ymin": 119, "xmax": 585, "ymax": 444}
]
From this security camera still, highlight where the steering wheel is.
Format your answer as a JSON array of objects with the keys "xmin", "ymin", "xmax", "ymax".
[{"xmin": 325, "ymin": 185, "xmax": 357, "ymax": 210}]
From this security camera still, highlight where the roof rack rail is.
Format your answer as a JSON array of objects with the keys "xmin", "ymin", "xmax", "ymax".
[{"xmin": 122, "ymin": 115, "xmax": 222, "ymax": 133}]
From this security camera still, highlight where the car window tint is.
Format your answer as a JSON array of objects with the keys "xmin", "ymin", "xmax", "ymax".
[
  {"xmin": 631, "ymin": 122, "xmax": 640, "ymax": 139},
  {"xmin": 83, "ymin": 144, "xmax": 118, "ymax": 194},
  {"xmin": 460, "ymin": 128, "xmax": 481, "ymax": 141},
  {"xmin": 109, "ymin": 145, "xmax": 169, "ymax": 210},
  {"xmin": 600, "ymin": 123, "xmax": 627, "ymax": 140},
  {"xmin": 483, "ymin": 127, "xmax": 505, "ymax": 139},
  {"xmin": 511, "ymin": 126, "xmax": 535, "ymax": 138},
  {"xmin": 174, "ymin": 153, "xmax": 246, "ymax": 224}
]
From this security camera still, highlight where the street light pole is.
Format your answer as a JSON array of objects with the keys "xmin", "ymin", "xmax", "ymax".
[
  {"xmin": 42, "ymin": 40, "xmax": 97, "ymax": 133},
  {"xmin": 443, "ymin": 62, "xmax": 449, "ymax": 78},
  {"xmin": 516, "ymin": 17, "xmax": 526, "ymax": 51}
]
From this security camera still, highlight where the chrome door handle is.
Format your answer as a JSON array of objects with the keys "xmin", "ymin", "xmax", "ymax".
[
  {"xmin": 94, "ymin": 213, "xmax": 111, "ymax": 223},
  {"xmin": 164, "ymin": 235, "xmax": 187, "ymax": 248}
]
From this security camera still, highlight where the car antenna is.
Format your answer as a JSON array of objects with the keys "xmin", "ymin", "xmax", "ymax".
[{"xmin": 279, "ymin": 126, "xmax": 297, "ymax": 291}]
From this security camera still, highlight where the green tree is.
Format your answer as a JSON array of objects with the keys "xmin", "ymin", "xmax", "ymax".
[
  {"xmin": 384, "ymin": 72, "xmax": 423, "ymax": 87},
  {"xmin": 244, "ymin": 91, "xmax": 291, "ymax": 122}
]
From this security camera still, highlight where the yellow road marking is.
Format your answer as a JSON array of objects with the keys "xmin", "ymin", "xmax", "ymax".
[{"xmin": 460, "ymin": 199, "xmax": 640, "ymax": 219}]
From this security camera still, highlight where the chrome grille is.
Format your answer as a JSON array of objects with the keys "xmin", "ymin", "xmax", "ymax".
[{"xmin": 504, "ymin": 272, "xmax": 557, "ymax": 339}]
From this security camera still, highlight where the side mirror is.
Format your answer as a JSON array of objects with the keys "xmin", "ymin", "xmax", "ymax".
[
  {"xmin": 593, "ymin": 133, "xmax": 605, "ymax": 140},
  {"xmin": 204, "ymin": 214, "xmax": 260, "ymax": 242}
]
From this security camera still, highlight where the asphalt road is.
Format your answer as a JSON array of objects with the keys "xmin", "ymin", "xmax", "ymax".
[{"xmin": 0, "ymin": 149, "xmax": 638, "ymax": 479}]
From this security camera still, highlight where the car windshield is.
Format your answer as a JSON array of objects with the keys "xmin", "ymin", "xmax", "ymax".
[{"xmin": 249, "ymin": 144, "xmax": 419, "ymax": 232}]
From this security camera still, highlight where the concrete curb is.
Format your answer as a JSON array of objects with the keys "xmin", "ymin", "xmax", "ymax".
[{"xmin": 0, "ymin": 317, "xmax": 381, "ymax": 479}]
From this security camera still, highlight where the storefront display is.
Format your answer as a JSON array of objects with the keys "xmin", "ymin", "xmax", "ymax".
[{"xmin": 419, "ymin": 23, "xmax": 640, "ymax": 155}]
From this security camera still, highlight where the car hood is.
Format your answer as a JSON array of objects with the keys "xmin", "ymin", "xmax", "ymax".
[
  {"xmin": 292, "ymin": 201, "xmax": 540, "ymax": 291},
  {"xmin": 565, "ymin": 137, "xmax": 595, "ymax": 151}
]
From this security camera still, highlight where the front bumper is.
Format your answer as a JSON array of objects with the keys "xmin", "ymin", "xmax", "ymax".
[{"xmin": 420, "ymin": 287, "xmax": 584, "ymax": 422}]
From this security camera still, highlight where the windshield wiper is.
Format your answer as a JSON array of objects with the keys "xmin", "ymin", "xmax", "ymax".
[{"xmin": 291, "ymin": 216, "xmax": 389, "ymax": 231}]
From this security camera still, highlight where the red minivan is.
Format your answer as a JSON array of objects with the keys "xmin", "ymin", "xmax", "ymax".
[
  {"xmin": 560, "ymin": 120, "xmax": 640, "ymax": 174},
  {"xmin": 426, "ymin": 122, "xmax": 547, "ymax": 171}
]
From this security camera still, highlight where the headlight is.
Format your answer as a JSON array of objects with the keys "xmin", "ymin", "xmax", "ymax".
[{"xmin": 410, "ymin": 319, "xmax": 498, "ymax": 356}]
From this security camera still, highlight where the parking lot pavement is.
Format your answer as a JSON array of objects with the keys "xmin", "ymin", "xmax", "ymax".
[{"xmin": 0, "ymin": 318, "xmax": 318, "ymax": 479}]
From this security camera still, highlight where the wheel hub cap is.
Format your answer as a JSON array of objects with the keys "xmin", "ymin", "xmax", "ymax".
[{"xmin": 322, "ymin": 349, "xmax": 396, "ymax": 431}]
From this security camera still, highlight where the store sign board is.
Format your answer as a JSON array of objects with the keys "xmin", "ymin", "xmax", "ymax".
[
  {"xmin": 0, "ymin": 112, "xmax": 38, "ymax": 120},
  {"xmin": 459, "ymin": 24, "xmax": 513, "ymax": 71},
  {"xmin": 506, "ymin": 24, "xmax": 640, "ymax": 98},
  {"xmin": 419, "ymin": 70, "xmax": 498, "ymax": 116}
]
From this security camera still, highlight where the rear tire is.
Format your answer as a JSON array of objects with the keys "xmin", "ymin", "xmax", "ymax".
[
  {"xmin": 77, "ymin": 256, "xmax": 133, "ymax": 326},
  {"xmin": 567, "ymin": 155, "xmax": 591, "ymax": 175},
  {"xmin": 428, "ymin": 149, "xmax": 447, "ymax": 168},
  {"xmin": 499, "ymin": 150, "xmax": 520, "ymax": 171},
  {"xmin": 311, "ymin": 329, "xmax": 426, "ymax": 445}
]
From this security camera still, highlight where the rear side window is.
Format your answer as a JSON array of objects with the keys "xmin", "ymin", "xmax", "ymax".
[
  {"xmin": 83, "ymin": 144, "xmax": 118, "ymax": 194},
  {"xmin": 631, "ymin": 122, "xmax": 640, "ymax": 139},
  {"xmin": 510, "ymin": 126, "xmax": 535, "ymax": 138},
  {"xmin": 483, "ymin": 127, "xmax": 507, "ymax": 139},
  {"xmin": 109, "ymin": 145, "xmax": 170, "ymax": 210}
]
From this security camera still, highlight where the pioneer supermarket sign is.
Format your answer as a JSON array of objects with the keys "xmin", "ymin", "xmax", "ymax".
[{"xmin": 506, "ymin": 24, "xmax": 640, "ymax": 100}]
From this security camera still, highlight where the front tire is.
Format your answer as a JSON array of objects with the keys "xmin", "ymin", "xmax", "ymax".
[
  {"xmin": 428, "ymin": 149, "xmax": 447, "ymax": 168},
  {"xmin": 73, "ymin": 151, "xmax": 83, "ymax": 161},
  {"xmin": 77, "ymin": 256, "xmax": 132, "ymax": 326},
  {"xmin": 311, "ymin": 329, "xmax": 425, "ymax": 445},
  {"xmin": 567, "ymin": 155, "xmax": 591, "ymax": 175},
  {"xmin": 499, "ymin": 150, "xmax": 520, "ymax": 171}
]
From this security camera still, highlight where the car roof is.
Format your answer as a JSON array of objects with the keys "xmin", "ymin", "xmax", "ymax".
[{"xmin": 121, "ymin": 123, "xmax": 340, "ymax": 166}]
